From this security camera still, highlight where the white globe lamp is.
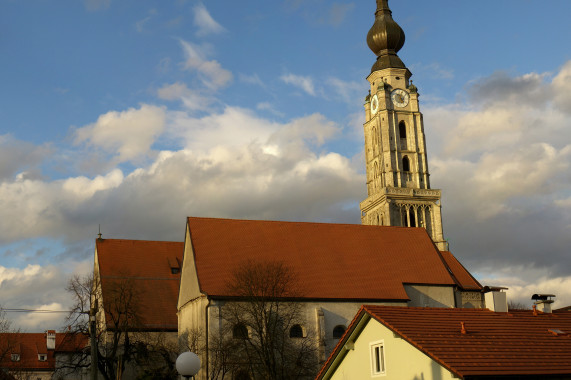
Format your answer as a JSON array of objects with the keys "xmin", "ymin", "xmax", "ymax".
[{"xmin": 176, "ymin": 351, "xmax": 201, "ymax": 379}]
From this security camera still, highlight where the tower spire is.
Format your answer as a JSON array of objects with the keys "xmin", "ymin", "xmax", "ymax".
[{"xmin": 366, "ymin": 0, "xmax": 406, "ymax": 72}]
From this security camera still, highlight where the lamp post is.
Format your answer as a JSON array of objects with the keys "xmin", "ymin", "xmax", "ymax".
[{"xmin": 176, "ymin": 351, "xmax": 201, "ymax": 380}]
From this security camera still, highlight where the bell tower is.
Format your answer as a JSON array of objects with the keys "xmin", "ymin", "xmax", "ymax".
[{"xmin": 360, "ymin": 0, "xmax": 446, "ymax": 250}]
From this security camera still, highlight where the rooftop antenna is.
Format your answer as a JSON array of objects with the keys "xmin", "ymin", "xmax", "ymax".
[{"xmin": 97, "ymin": 224, "xmax": 103, "ymax": 240}]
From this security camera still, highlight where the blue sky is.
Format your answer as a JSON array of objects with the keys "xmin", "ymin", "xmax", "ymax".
[{"xmin": 1, "ymin": 0, "xmax": 571, "ymax": 331}]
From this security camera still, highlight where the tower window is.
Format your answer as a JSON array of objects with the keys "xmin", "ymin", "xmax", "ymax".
[
  {"xmin": 402, "ymin": 156, "xmax": 410, "ymax": 172},
  {"xmin": 333, "ymin": 325, "xmax": 346, "ymax": 339},
  {"xmin": 409, "ymin": 209, "xmax": 416, "ymax": 227},
  {"xmin": 399, "ymin": 121, "xmax": 407, "ymax": 139}
]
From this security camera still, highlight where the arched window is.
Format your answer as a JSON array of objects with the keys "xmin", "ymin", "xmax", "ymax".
[
  {"xmin": 290, "ymin": 324, "xmax": 304, "ymax": 338},
  {"xmin": 402, "ymin": 156, "xmax": 410, "ymax": 172},
  {"xmin": 333, "ymin": 325, "xmax": 346, "ymax": 339},
  {"xmin": 399, "ymin": 121, "xmax": 407, "ymax": 139},
  {"xmin": 233, "ymin": 324, "xmax": 249, "ymax": 339}
]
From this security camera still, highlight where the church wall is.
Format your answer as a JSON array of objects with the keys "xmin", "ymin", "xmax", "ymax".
[
  {"xmin": 404, "ymin": 285, "xmax": 455, "ymax": 308},
  {"xmin": 178, "ymin": 226, "xmax": 203, "ymax": 310}
]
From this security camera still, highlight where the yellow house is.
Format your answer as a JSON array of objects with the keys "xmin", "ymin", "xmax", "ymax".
[{"xmin": 316, "ymin": 305, "xmax": 571, "ymax": 380}]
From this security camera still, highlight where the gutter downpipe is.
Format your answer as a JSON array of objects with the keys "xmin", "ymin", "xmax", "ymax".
[{"xmin": 205, "ymin": 297, "xmax": 212, "ymax": 379}]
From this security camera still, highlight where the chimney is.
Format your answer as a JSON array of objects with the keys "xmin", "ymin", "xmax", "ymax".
[
  {"xmin": 532, "ymin": 294, "xmax": 555, "ymax": 313},
  {"xmin": 46, "ymin": 330, "xmax": 56, "ymax": 350},
  {"xmin": 483, "ymin": 286, "xmax": 508, "ymax": 312}
]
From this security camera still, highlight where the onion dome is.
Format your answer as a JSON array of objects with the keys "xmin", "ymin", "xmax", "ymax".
[{"xmin": 366, "ymin": 0, "xmax": 406, "ymax": 72}]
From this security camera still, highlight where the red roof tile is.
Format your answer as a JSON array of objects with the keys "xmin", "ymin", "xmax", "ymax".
[
  {"xmin": 439, "ymin": 250, "xmax": 482, "ymax": 290},
  {"xmin": 187, "ymin": 217, "xmax": 461, "ymax": 300},
  {"xmin": 96, "ymin": 239, "xmax": 184, "ymax": 330},
  {"xmin": 0, "ymin": 332, "xmax": 87, "ymax": 372},
  {"xmin": 319, "ymin": 306, "xmax": 571, "ymax": 378}
]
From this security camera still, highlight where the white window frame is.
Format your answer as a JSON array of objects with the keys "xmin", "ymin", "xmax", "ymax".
[{"xmin": 370, "ymin": 340, "xmax": 386, "ymax": 377}]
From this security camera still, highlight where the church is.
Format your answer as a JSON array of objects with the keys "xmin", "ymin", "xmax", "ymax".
[{"xmin": 92, "ymin": 1, "xmax": 494, "ymax": 379}]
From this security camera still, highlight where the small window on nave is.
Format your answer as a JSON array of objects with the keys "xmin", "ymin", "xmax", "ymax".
[
  {"xmin": 333, "ymin": 325, "xmax": 346, "ymax": 339},
  {"xmin": 290, "ymin": 324, "xmax": 305, "ymax": 338}
]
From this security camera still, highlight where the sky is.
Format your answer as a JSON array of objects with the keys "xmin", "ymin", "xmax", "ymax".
[{"xmin": 1, "ymin": 0, "xmax": 571, "ymax": 331}]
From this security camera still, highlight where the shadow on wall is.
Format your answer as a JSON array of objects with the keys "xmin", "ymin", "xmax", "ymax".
[
  {"xmin": 405, "ymin": 285, "xmax": 451, "ymax": 308},
  {"xmin": 411, "ymin": 360, "xmax": 446, "ymax": 380}
]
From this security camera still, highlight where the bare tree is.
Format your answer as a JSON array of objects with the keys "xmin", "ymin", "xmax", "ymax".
[
  {"xmin": 508, "ymin": 300, "xmax": 531, "ymax": 311},
  {"xmin": 221, "ymin": 260, "xmax": 318, "ymax": 380},
  {"xmin": 0, "ymin": 306, "xmax": 22, "ymax": 377},
  {"xmin": 60, "ymin": 274, "xmax": 178, "ymax": 380}
]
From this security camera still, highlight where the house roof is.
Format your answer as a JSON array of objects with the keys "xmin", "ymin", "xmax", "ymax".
[
  {"xmin": 186, "ymin": 217, "xmax": 478, "ymax": 300},
  {"xmin": 317, "ymin": 305, "xmax": 571, "ymax": 379},
  {"xmin": 95, "ymin": 238, "xmax": 184, "ymax": 330},
  {"xmin": 0, "ymin": 332, "xmax": 87, "ymax": 372}
]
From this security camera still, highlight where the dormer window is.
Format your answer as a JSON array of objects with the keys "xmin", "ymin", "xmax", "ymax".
[
  {"xmin": 38, "ymin": 354, "xmax": 47, "ymax": 361},
  {"xmin": 11, "ymin": 353, "xmax": 20, "ymax": 362}
]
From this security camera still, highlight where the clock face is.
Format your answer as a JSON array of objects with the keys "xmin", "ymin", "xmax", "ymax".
[
  {"xmin": 371, "ymin": 94, "xmax": 379, "ymax": 114},
  {"xmin": 391, "ymin": 89, "xmax": 409, "ymax": 107}
]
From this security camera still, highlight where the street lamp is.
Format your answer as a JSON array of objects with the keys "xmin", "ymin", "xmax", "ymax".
[{"xmin": 176, "ymin": 351, "xmax": 201, "ymax": 380}]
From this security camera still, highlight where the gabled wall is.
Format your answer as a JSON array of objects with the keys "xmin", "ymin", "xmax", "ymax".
[
  {"xmin": 324, "ymin": 316, "xmax": 457, "ymax": 380},
  {"xmin": 178, "ymin": 224, "xmax": 204, "ymax": 310}
]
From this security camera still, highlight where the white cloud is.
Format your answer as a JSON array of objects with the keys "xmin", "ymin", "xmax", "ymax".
[
  {"xmin": 135, "ymin": 16, "xmax": 151, "ymax": 33},
  {"xmin": 410, "ymin": 62, "xmax": 454, "ymax": 80},
  {"xmin": 422, "ymin": 60, "xmax": 571, "ymax": 286},
  {"xmin": 479, "ymin": 266, "xmax": 571, "ymax": 310},
  {"xmin": 157, "ymin": 82, "xmax": 193, "ymax": 100},
  {"xmin": 180, "ymin": 39, "xmax": 233, "ymax": 90},
  {"xmin": 193, "ymin": 3, "xmax": 225, "ymax": 36},
  {"xmin": 0, "ymin": 262, "xmax": 90, "ymax": 331},
  {"xmin": 327, "ymin": 3, "xmax": 355, "ymax": 27},
  {"xmin": 280, "ymin": 73, "xmax": 316, "ymax": 96},
  {"xmin": 327, "ymin": 77, "xmax": 361, "ymax": 104},
  {"xmin": 0, "ymin": 135, "xmax": 52, "ymax": 180},
  {"xmin": 239, "ymin": 73, "xmax": 265, "ymax": 87},
  {"xmin": 552, "ymin": 60, "xmax": 571, "ymax": 113},
  {"xmin": 74, "ymin": 104, "xmax": 166, "ymax": 163},
  {"xmin": 257, "ymin": 102, "xmax": 284, "ymax": 117}
]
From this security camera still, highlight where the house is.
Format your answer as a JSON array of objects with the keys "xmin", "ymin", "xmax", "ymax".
[
  {"xmin": 177, "ymin": 216, "xmax": 483, "ymax": 378},
  {"xmin": 315, "ymin": 305, "xmax": 571, "ymax": 380},
  {"xmin": 0, "ymin": 331, "xmax": 88, "ymax": 380},
  {"xmin": 93, "ymin": 238, "xmax": 184, "ymax": 378}
]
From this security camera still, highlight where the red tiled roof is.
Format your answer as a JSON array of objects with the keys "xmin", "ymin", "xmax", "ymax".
[
  {"xmin": 319, "ymin": 306, "xmax": 571, "ymax": 378},
  {"xmin": 0, "ymin": 332, "xmax": 87, "ymax": 371},
  {"xmin": 439, "ymin": 250, "xmax": 482, "ymax": 290},
  {"xmin": 187, "ymin": 217, "xmax": 461, "ymax": 300},
  {"xmin": 96, "ymin": 239, "xmax": 184, "ymax": 330}
]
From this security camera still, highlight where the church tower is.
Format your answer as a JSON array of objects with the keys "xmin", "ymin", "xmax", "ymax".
[{"xmin": 360, "ymin": 0, "xmax": 446, "ymax": 250}]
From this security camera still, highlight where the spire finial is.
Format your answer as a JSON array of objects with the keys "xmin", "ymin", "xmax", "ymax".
[
  {"xmin": 97, "ymin": 224, "xmax": 103, "ymax": 241},
  {"xmin": 367, "ymin": 0, "xmax": 406, "ymax": 72}
]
